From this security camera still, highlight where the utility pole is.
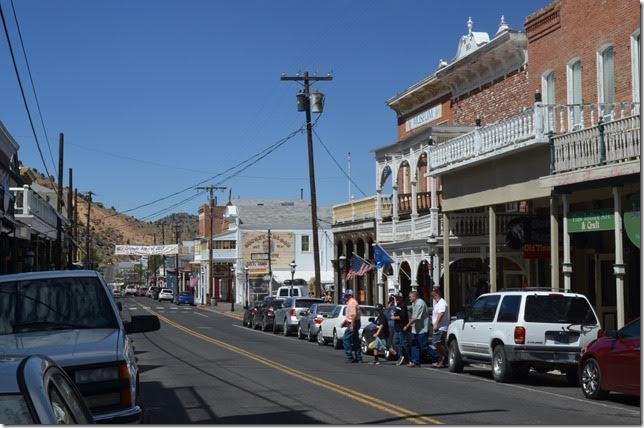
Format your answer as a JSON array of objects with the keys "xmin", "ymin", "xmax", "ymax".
[
  {"xmin": 196, "ymin": 185, "xmax": 226, "ymax": 306},
  {"xmin": 67, "ymin": 168, "xmax": 73, "ymax": 268},
  {"xmin": 85, "ymin": 191, "xmax": 94, "ymax": 270},
  {"xmin": 281, "ymin": 71, "xmax": 332, "ymax": 297},
  {"xmin": 175, "ymin": 224, "xmax": 181, "ymax": 294},
  {"xmin": 73, "ymin": 189, "xmax": 78, "ymax": 263},
  {"xmin": 267, "ymin": 229, "xmax": 272, "ymax": 296},
  {"xmin": 153, "ymin": 233, "xmax": 157, "ymax": 286},
  {"xmin": 55, "ymin": 133, "xmax": 64, "ymax": 269},
  {"xmin": 161, "ymin": 222, "xmax": 166, "ymax": 280}
]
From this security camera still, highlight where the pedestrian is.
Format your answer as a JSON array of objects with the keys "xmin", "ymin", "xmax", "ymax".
[
  {"xmin": 431, "ymin": 287, "xmax": 449, "ymax": 368},
  {"xmin": 341, "ymin": 289, "xmax": 362, "ymax": 363},
  {"xmin": 369, "ymin": 304, "xmax": 390, "ymax": 365},
  {"xmin": 384, "ymin": 295, "xmax": 398, "ymax": 359},
  {"xmin": 403, "ymin": 291, "xmax": 430, "ymax": 367},
  {"xmin": 391, "ymin": 293, "xmax": 411, "ymax": 366}
]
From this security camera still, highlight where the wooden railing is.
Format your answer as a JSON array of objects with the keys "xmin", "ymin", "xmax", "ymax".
[
  {"xmin": 448, "ymin": 212, "xmax": 518, "ymax": 237},
  {"xmin": 397, "ymin": 191, "xmax": 431, "ymax": 215}
]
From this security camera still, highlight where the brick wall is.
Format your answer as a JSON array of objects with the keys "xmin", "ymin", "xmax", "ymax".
[
  {"xmin": 397, "ymin": 94, "xmax": 454, "ymax": 139},
  {"xmin": 450, "ymin": 67, "xmax": 531, "ymax": 126},
  {"xmin": 197, "ymin": 205, "xmax": 228, "ymax": 238},
  {"xmin": 526, "ymin": 0, "xmax": 640, "ymax": 107}
]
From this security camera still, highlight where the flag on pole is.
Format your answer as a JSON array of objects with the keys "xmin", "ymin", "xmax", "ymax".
[
  {"xmin": 373, "ymin": 243, "xmax": 394, "ymax": 269},
  {"xmin": 345, "ymin": 256, "xmax": 374, "ymax": 280}
]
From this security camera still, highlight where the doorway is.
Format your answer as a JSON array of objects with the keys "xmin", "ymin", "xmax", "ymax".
[{"xmin": 595, "ymin": 254, "xmax": 617, "ymax": 330}]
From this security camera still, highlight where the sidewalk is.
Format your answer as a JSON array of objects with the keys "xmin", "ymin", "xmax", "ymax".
[{"xmin": 197, "ymin": 302, "xmax": 244, "ymax": 320}]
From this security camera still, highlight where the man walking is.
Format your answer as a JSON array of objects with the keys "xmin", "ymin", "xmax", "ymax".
[
  {"xmin": 403, "ymin": 291, "xmax": 430, "ymax": 367},
  {"xmin": 391, "ymin": 293, "xmax": 411, "ymax": 366},
  {"xmin": 431, "ymin": 287, "xmax": 449, "ymax": 368},
  {"xmin": 342, "ymin": 289, "xmax": 362, "ymax": 363}
]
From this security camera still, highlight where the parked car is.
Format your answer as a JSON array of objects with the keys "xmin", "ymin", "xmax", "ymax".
[
  {"xmin": 146, "ymin": 286, "xmax": 159, "ymax": 298},
  {"xmin": 242, "ymin": 301, "xmax": 264, "ymax": 328},
  {"xmin": 317, "ymin": 305, "xmax": 378, "ymax": 349},
  {"xmin": 136, "ymin": 287, "xmax": 148, "ymax": 297},
  {"xmin": 174, "ymin": 292, "xmax": 195, "ymax": 306},
  {"xmin": 360, "ymin": 319, "xmax": 395, "ymax": 360},
  {"xmin": 447, "ymin": 289, "xmax": 600, "ymax": 383},
  {"xmin": 579, "ymin": 318, "xmax": 640, "ymax": 399},
  {"xmin": 0, "ymin": 355, "xmax": 94, "ymax": 424},
  {"xmin": 297, "ymin": 303, "xmax": 337, "ymax": 341},
  {"xmin": 275, "ymin": 285, "xmax": 308, "ymax": 298},
  {"xmin": 273, "ymin": 297, "xmax": 323, "ymax": 336},
  {"xmin": 112, "ymin": 288, "xmax": 123, "ymax": 298},
  {"xmin": 124, "ymin": 285, "xmax": 138, "ymax": 296},
  {"xmin": 157, "ymin": 288, "xmax": 174, "ymax": 302},
  {"xmin": 0, "ymin": 270, "xmax": 161, "ymax": 423},
  {"xmin": 254, "ymin": 297, "xmax": 285, "ymax": 331}
]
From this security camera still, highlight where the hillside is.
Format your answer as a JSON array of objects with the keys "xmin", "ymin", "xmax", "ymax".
[{"xmin": 26, "ymin": 168, "xmax": 198, "ymax": 266}]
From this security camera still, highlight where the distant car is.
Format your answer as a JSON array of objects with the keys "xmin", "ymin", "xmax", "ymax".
[
  {"xmin": 0, "ymin": 355, "xmax": 94, "ymax": 424},
  {"xmin": 273, "ymin": 297, "xmax": 323, "ymax": 336},
  {"xmin": 297, "ymin": 303, "xmax": 337, "ymax": 341},
  {"xmin": 243, "ymin": 301, "xmax": 264, "ymax": 328},
  {"xmin": 254, "ymin": 297, "xmax": 285, "ymax": 331},
  {"xmin": 157, "ymin": 289, "xmax": 173, "ymax": 302},
  {"xmin": 0, "ymin": 270, "xmax": 161, "ymax": 423},
  {"xmin": 174, "ymin": 292, "xmax": 195, "ymax": 306},
  {"xmin": 317, "ymin": 305, "xmax": 377, "ymax": 349},
  {"xmin": 112, "ymin": 288, "xmax": 123, "ymax": 298},
  {"xmin": 579, "ymin": 318, "xmax": 640, "ymax": 399},
  {"xmin": 275, "ymin": 285, "xmax": 309, "ymax": 298},
  {"xmin": 124, "ymin": 285, "xmax": 137, "ymax": 296},
  {"xmin": 136, "ymin": 287, "xmax": 148, "ymax": 297}
]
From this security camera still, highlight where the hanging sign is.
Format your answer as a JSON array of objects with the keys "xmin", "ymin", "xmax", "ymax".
[
  {"xmin": 567, "ymin": 210, "xmax": 614, "ymax": 233},
  {"xmin": 624, "ymin": 193, "xmax": 640, "ymax": 248},
  {"xmin": 114, "ymin": 244, "xmax": 179, "ymax": 256}
]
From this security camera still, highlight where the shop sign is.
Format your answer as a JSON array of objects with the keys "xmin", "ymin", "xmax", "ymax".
[
  {"xmin": 405, "ymin": 104, "xmax": 442, "ymax": 131},
  {"xmin": 505, "ymin": 216, "xmax": 550, "ymax": 250},
  {"xmin": 624, "ymin": 193, "xmax": 640, "ymax": 248},
  {"xmin": 567, "ymin": 210, "xmax": 614, "ymax": 233},
  {"xmin": 522, "ymin": 243, "xmax": 551, "ymax": 259}
]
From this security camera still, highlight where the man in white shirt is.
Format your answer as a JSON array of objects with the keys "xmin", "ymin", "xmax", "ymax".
[{"xmin": 431, "ymin": 287, "xmax": 449, "ymax": 368}]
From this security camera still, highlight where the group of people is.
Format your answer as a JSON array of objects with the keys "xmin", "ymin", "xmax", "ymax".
[{"xmin": 341, "ymin": 287, "xmax": 450, "ymax": 368}]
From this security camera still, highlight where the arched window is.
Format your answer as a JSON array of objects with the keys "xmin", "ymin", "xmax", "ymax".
[
  {"xmin": 567, "ymin": 59, "xmax": 583, "ymax": 130},
  {"xmin": 541, "ymin": 70, "xmax": 555, "ymax": 131},
  {"xmin": 632, "ymin": 31, "xmax": 640, "ymax": 103},
  {"xmin": 597, "ymin": 45, "xmax": 615, "ymax": 119}
]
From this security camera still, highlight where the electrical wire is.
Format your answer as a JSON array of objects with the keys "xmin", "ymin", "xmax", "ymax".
[
  {"xmin": 9, "ymin": 0, "xmax": 56, "ymax": 177},
  {"xmin": 0, "ymin": 1, "xmax": 54, "ymax": 187},
  {"xmin": 312, "ymin": 128, "xmax": 368, "ymax": 197}
]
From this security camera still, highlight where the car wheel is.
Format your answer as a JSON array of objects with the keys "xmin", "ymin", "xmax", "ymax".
[
  {"xmin": 297, "ymin": 326, "xmax": 304, "ymax": 340},
  {"xmin": 283, "ymin": 322, "xmax": 290, "ymax": 337},
  {"xmin": 565, "ymin": 368, "xmax": 579, "ymax": 386},
  {"xmin": 307, "ymin": 328, "xmax": 314, "ymax": 342},
  {"xmin": 360, "ymin": 336, "xmax": 368, "ymax": 355},
  {"xmin": 261, "ymin": 318, "xmax": 268, "ymax": 332},
  {"xmin": 317, "ymin": 331, "xmax": 326, "ymax": 346},
  {"xmin": 492, "ymin": 344, "xmax": 514, "ymax": 383},
  {"xmin": 249, "ymin": 318, "xmax": 254, "ymax": 329},
  {"xmin": 333, "ymin": 330, "xmax": 342, "ymax": 349},
  {"xmin": 581, "ymin": 358, "xmax": 608, "ymax": 399},
  {"xmin": 272, "ymin": 320, "xmax": 278, "ymax": 334},
  {"xmin": 242, "ymin": 318, "xmax": 247, "ymax": 327},
  {"xmin": 448, "ymin": 340, "xmax": 464, "ymax": 373}
]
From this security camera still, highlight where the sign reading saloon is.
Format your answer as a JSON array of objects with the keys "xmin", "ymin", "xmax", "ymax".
[
  {"xmin": 567, "ymin": 210, "xmax": 614, "ymax": 233},
  {"xmin": 405, "ymin": 104, "xmax": 442, "ymax": 131},
  {"xmin": 242, "ymin": 232, "xmax": 294, "ymax": 275}
]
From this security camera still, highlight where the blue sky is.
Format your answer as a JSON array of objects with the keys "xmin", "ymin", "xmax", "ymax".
[{"xmin": 0, "ymin": 0, "xmax": 548, "ymax": 220}]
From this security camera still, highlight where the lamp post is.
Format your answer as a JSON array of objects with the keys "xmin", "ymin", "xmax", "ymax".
[
  {"xmin": 230, "ymin": 264, "xmax": 236, "ymax": 312},
  {"xmin": 427, "ymin": 234, "xmax": 438, "ymax": 290},
  {"xmin": 338, "ymin": 255, "xmax": 347, "ymax": 304},
  {"xmin": 244, "ymin": 266, "xmax": 249, "ymax": 307},
  {"xmin": 289, "ymin": 260, "xmax": 296, "ymax": 297}
]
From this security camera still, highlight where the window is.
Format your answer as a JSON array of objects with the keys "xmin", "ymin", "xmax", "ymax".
[
  {"xmin": 632, "ymin": 31, "xmax": 640, "ymax": 103},
  {"xmin": 567, "ymin": 59, "xmax": 583, "ymax": 130},
  {"xmin": 542, "ymin": 71, "xmax": 556, "ymax": 131},
  {"xmin": 214, "ymin": 240, "xmax": 236, "ymax": 250},
  {"xmin": 301, "ymin": 235, "xmax": 310, "ymax": 252},
  {"xmin": 598, "ymin": 45, "xmax": 615, "ymax": 118},
  {"xmin": 469, "ymin": 295, "xmax": 500, "ymax": 322},
  {"xmin": 524, "ymin": 295, "xmax": 597, "ymax": 324},
  {"xmin": 620, "ymin": 318, "xmax": 640, "ymax": 339},
  {"xmin": 496, "ymin": 295, "xmax": 522, "ymax": 323}
]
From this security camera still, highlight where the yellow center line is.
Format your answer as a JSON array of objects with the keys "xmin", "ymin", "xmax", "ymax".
[{"xmin": 143, "ymin": 306, "xmax": 442, "ymax": 425}]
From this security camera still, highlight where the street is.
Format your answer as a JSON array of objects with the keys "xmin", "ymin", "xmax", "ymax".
[{"xmin": 120, "ymin": 297, "xmax": 640, "ymax": 425}]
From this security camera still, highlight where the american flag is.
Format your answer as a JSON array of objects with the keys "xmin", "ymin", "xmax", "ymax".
[{"xmin": 345, "ymin": 256, "xmax": 374, "ymax": 280}]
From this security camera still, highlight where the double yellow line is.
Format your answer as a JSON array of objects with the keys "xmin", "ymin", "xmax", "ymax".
[{"xmin": 146, "ymin": 308, "xmax": 442, "ymax": 425}]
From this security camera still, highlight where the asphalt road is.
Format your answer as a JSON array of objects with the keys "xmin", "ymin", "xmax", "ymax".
[{"xmin": 119, "ymin": 297, "xmax": 641, "ymax": 425}]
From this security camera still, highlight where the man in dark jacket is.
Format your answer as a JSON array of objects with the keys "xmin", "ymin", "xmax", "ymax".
[{"xmin": 391, "ymin": 293, "xmax": 411, "ymax": 366}]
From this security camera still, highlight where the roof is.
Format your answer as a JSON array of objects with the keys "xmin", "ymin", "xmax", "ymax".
[
  {"xmin": 0, "ymin": 269, "xmax": 101, "ymax": 283},
  {"xmin": 228, "ymin": 199, "xmax": 332, "ymax": 230}
]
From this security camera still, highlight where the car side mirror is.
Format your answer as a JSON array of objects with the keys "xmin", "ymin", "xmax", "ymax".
[
  {"xmin": 116, "ymin": 302, "xmax": 123, "ymax": 312},
  {"xmin": 604, "ymin": 329, "xmax": 618, "ymax": 339},
  {"xmin": 321, "ymin": 314, "xmax": 328, "ymax": 318},
  {"xmin": 368, "ymin": 317, "xmax": 375, "ymax": 323},
  {"xmin": 299, "ymin": 311, "xmax": 308, "ymax": 316},
  {"xmin": 456, "ymin": 311, "xmax": 467, "ymax": 320},
  {"xmin": 124, "ymin": 315, "xmax": 160, "ymax": 334}
]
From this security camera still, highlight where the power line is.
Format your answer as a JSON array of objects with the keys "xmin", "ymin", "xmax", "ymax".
[
  {"xmin": 0, "ymin": 1, "xmax": 54, "ymax": 186},
  {"xmin": 9, "ymin": 0, "xmax": 56, "ymax": 177},
  {"xmin": 312, "ymin": 128, "xmax": 368, "ymax": 197}
]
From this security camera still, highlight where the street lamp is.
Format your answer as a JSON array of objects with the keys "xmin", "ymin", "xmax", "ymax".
[
  {"xmin": 230, "ymin": 264, "xmax": 236, "ymax": 312},
  {"xmin": 338, "ymin": 255, "xmax": 347, "ymax": 304},
  {"xmin": 427, "ymin": 234, "xmax": 438, "ymax": 289},
  {"xmin": 289, "ymin": 260, "xmax": 296, "ymax": 297},
  {"xmin": 244, "ymin": 266, "xmax": 249, "ymax": 308}
]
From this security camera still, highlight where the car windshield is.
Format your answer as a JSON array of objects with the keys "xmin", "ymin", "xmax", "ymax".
[
  {"xmin": 161, "ymin": 289, "xmax": 172, "ymax": 293},
  {"xmin": 0, "ymin": 276, "xmax": 119, "ymax": 335},
  {"xmin": 294, "ymin": 299, "xmax": 322, "ymax": 308},
  {"xmin": 271, "ymin": 300, "xmax": 284, "ymax": 308},
  {"xmin": 179, "ymin": 293, "xmax": 191, "ymax": 297},
  {"xmin": 0, "ymin": 395, "xmax": 33, "ymax": 424},
  {"xmin": 317, "ymin": 304, "xmax": 337, "ymax": 314},
  {"xmin": 524, "ymin": 295, "xmax": 597, "ymax": 324}
]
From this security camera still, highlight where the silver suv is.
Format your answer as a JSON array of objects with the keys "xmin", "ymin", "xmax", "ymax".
[
  {"xmin": 273, "ymin": 297, "xmax": 323, "ymax": 336},
  {"xmin": 447, "ymin": 289, "xmax": 600, "ymax": 384}
]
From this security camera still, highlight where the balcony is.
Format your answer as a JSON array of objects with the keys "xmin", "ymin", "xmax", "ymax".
[
  {"xmin": 11, "ymin": 185, "xmax": 65, "ymax": 240},
  {"xmin": 332, "ymin": 196, "xmax": 377, "ymax": 224},
  {"xmin": 446, "ymin": 212, "xmax": 518, "ymax": 237},
  {"xmin": 397, "ymin": 191, "xmax": 431, "ymax": 215}
]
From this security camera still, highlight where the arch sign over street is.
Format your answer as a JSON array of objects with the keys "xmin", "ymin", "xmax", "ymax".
[{"xmin": 114, "ymin": 244, "xmax": 179, "ymax": 255}]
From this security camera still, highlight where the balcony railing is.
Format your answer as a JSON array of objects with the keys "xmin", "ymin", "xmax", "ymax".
[
  {"xmin": 398, "ymin": 191, "xmax": 431, "ymax": 215},
  {"xmin": 544, "ymin": 102, "xmax": 639, "ymax": 134},
  {"xmin": 11, "ymin": 185, "xmax": 61, "ymax": 239},
  {"xmin": 380, "ymin": 194, "xmax": 393, "ymax": 218},
  {"xmin": 446, "ymin": 212, "xmax": 519, "ymax": 237},
  {"xmin": 552, "ymin": 113, "xmax": 640, "ymax": 174}
]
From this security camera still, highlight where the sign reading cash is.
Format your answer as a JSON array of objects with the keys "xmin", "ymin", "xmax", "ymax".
[{"xmin": 405, "ymin": 104, "xmax": 442, "ymax": 131}]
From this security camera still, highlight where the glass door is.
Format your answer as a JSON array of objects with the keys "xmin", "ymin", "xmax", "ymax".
[{"xmin": 595, "ymin": 254, "xmax": 617, "ymax": 330}]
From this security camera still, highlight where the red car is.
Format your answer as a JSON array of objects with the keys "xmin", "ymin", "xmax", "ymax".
[{"xmin": 579, "ymin": 318, "xmax": 640, "ymax": 399}]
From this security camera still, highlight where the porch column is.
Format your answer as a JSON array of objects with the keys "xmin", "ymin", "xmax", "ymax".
[
  {"xmin": 550, "ymin": 193, "xmax": 560, "ymax": 291},
  {"xmin": 410, "ymin": 180, "xmax": 418, "ymax": 234},
  {"xmin": 375, "ymin": 188, "xmax": 382, "ymax": 222},
  {"xmin": 430, "ymin": 177, "xmax": 439, "ymax": 236},
  {"xmin": 562, "ymin": 193, "xmax": 572, "ymax": 291},
  {"xmin": 442, "ymin": 213, "xmax": 450, "ymax": 304},
  {"xmin": 410, "ymin": 251, "xmax": 418, "ymax": 292},
  {"xmin": 364, "ymin": 240, "xmax": 372, "ymax": 304},
  {"xmin": 392, "ymin": 185, "xmax": 399, "ymax": 221},
  {"xmin": 613, "ymin": 187, "xmax": 626, "ymax": 329},
  {"xmin": 489, "ymin": 206, "xmax": 497, "ymax": 292}
]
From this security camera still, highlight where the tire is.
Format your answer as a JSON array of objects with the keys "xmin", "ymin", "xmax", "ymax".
[
  {"xmin": 333, "ymin": 330, "xmax": 342, "ymax": 349},
  {"xmin": 272, "ymin": 320, "xmax": 278, "ymax": 334},
  {"xmin": 297, "ymin": 326, "xmax": 304, "ymax": 340},
  {"xmin": 242, "ymin": 318, "xmax": 247, "ymax": 327},
  {"xmin": 307, "ymin": 328, "xmax": 314, "ymax": 342},
  {"xmin": 448, "ymin": 340, "xmax": 464, "ymax": 373},
  {"xmin": 283, "ymin": 321, "xmax": 290, "ymax": 337},
  {"xmin": 565, "ymin": 368, "xmax": 580, "ymax": 386},
  {"xmin": 581, "ymin": 358, "xmax": 608, "ymax": 399},
  {"xmin": 360, "ymin": 336, "xmax": 368, "ymax": 355},
  {"xmin": 249, "ymin": 317, "xmax": 254, "ymax": 329},
  {"xmin": 317, "ymin": 331, "xmax": 326, "ymax": 346},
  {"xmin": 492, "ymin": 344, "xmax": 514, "ymax": 383},
  {"xmin": 261, "ymin": 317, "xmax": 269, "ymax": 332}
]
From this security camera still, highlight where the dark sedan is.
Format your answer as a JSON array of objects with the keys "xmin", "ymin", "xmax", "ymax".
[
  {"xmin": 254, "ymin": 297, "xmax": 284, "ymax": 331},
  {"xmin": 243, "ymin": 301, "xmax": 264, "ymax": 328},
  {"xmin": 297, "ymin": 303, "xmax": 337, "ymax": 342},
  {"xmin": 580, "ymin": 318, "xmax": 640, "ymax": 399}
]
